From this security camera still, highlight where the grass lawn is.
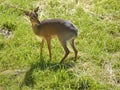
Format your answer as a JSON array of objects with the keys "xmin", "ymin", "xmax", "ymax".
[{"xmin": 0, "ymin": 0, "xmax": 120, "ymax": 90}]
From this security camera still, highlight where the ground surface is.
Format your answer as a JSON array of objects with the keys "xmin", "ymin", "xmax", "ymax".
[{"xmin": 0, "ymin": 0, "xmax": 120, "ymax": 90}]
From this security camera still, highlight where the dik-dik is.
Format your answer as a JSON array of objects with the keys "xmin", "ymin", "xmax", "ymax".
[{"xmin": 25, "ymin": 7, "xmax": 78, "ymax": 63}]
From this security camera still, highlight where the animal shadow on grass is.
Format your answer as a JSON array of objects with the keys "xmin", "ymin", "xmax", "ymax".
[{"xmin": 20, "ymin": 56, "xmax": 76, "ymax": 89}]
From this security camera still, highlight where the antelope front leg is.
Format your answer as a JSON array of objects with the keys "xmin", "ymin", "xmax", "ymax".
[
  {"xmin": 40, "ymin": 39, "xmax": 44, "ymax": 57},
  {"xmin": 46, "ymin": 37, "xmax": 52, "ymax": 61}
]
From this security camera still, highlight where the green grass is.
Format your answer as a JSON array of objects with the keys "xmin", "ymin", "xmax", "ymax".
[{"xmin": 0, "ymin": 0, "xmax": 120, "ymax": 90}]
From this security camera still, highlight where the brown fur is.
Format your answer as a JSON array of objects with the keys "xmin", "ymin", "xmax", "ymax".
[{"xmin": 25, "ymin": 7, "xmax": 78, "ymax": 63}]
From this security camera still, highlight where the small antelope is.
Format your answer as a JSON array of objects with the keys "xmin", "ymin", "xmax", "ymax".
[{"xmin": 25, "ymin": 7, "xmax": 78, "ymax": 63}]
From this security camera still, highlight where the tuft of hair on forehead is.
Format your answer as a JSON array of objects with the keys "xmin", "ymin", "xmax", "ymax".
[{"xmin": 30, "ymin": 12, "xmax": 38, "ymax": 17}]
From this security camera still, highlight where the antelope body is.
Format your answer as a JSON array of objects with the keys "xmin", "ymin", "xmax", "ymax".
[{"xmin": 25, "ymin": 7, "xmax": 78, "ymax": 63}]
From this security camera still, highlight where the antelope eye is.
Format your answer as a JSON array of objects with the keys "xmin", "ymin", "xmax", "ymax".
[
  {"xmin": 31, "ymin": 17, "xmax": 34, "ymax": 19},
  {"xmin": 31, "ymin": 16, "xmax": 35, "ymax": 19}
]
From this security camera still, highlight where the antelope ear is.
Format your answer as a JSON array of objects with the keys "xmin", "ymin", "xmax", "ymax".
[
  {"xmin": 34, "ymin": 6, "xmax": 39, "ymax": 12},
  {"xmin": 24, "ymin": 11, "xmax": 29, "ymax": 16}
]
